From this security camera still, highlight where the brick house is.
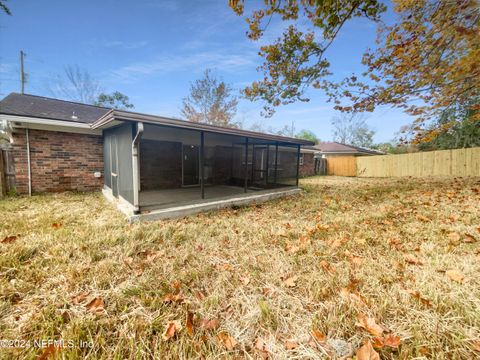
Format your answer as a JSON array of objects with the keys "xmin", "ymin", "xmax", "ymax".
[{"xmin": 0, "ymin": 93, "xmax": 314, "ymax": 220}]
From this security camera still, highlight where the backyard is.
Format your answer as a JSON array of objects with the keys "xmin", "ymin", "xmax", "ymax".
[{"xmin": 0, "ymin": 176, "xmax": 479, "ymax": 359}]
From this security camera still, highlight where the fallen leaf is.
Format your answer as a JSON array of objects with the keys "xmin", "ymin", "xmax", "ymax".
[
  {"xmin": 471, "ymin": 340, "xmax": 480, "ymax": 352},
  {"xmin": 255, "ymin": 337, "xmax": 269, "ymax": 358},
  {"xmin": 163, "ymin": 293, "xmax": 184, "ymax": 304},
  {"xmin": 85, "ymin": 297, "xmax": 105, "ymax": 313},
  {"xmin": 357, "ymin": 340, "xmax": 380, "ymax": 360},
  {"xmin": 171, "ymin": 280, "xmax": 181, "ymax": 290},
  {"xmin": 406, "ymin": 289, "xmax": 432, "ymax": 307},
  {"xmin": 37, "ymin": 344, "xmax": 59, "ymax": 360},
  {"xmin": 356, "ymin": 314, "xmax": 384, "ymax": 337},
  {"xmin": 71, "ymin": 292, "xmax": 88, "ymax": 305},
  {"xmin": 186, "ymin": 311, "xmax": 194, "ymax": 336},
  {"xmin": 284, "ymin": 340, "xmax": 299, "ymax": 350},
  {"xmin": 201, "ymin": 318, "xmax": 220, "ymax": 330},
  {"xmin": 217, "ymin": 332, "xmax": 237, "ymax": 350},
  {"xmin": 285, "ymin": 243, "xmax": 300, "ymax": 253},
  {"xmin": 51, "ymin": 222, "xmax": 62, "ymax": 229},
  {"xmin": 448, "ymin": 232, "xmax": 461, "ymax": 242},
  {"xmin": 283, "ymin": 276, "xmax": 298, "ymax": 288},
  {"xmin": 311, "ymin": 329, "xmax": 326, "ymax": 343},
  {"xmin": 320, "ymin": 260, "xmax": 335, "ymax": 274},
  {"xmin": 464, "ymin": 233, "xmax": 477, "ymax": 243},
  {"xmin": 446, "ymin": 269, "xmax": 465, "ymax": 283},
  {"xmin": 372, "ymin": 337, "xmax": 384, "ymax": 349},
  {"xmin": 404, "ymin": 253, "xmax": 423, "ymax": 265},
  {"xmin": 383, "ymin": 334, "xmax": 401, "ymax": 348},
  {"xmin": 340, "ymin": 288, "xmax": 367, "ymax": 306},
  {"xmin": 195, "ymin": 291, "xmax": 206, "ymax": 301},
  {"xmin": 162, "ymin": 320, "xmax": 182, "ymax": 341},
  {"xmin": 1, "ymin": 235, "xmax": 18, "ymax": 244}
]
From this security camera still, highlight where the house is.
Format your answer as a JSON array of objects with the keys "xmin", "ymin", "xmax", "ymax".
[
  {"xmin": 312, "ymin": 142, "xmax": 384, "ymax": 158},
  {"xmin": 0, "ymin": 93, "xmax": 314, "ymax": 220},
  {"xmin": 308, "ymin": 142, "xmax": 384, "ymax": 177}
]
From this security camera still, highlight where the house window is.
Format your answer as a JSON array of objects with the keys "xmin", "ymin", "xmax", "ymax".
[{"xmin": 299, "ymin": 154, "xmax": 304, "ymax": 166}]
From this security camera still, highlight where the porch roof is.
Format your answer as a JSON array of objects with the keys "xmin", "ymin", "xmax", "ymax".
[{"xmin": 92, "ymin": 109, "xmax": 315, "ymax": 146}]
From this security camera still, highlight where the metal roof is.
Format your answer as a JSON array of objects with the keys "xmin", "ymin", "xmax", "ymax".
[
  {"xmin": 0, "ymin": 93, "xmax": 314, "ymax": 146},
  {"xmin": 93, "ymin": 109, "xmax": 315, "ymax": 146},
  {"xmin": 0, "ymin": 93, "xmax": 110, "ymax": 124}
]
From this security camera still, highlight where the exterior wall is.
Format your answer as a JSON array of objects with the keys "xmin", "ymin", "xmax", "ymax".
[
  {"xmin": 299, "ymin": 152, "xmax": 315, "ymax": 177},
  {"xmin": 11, "ymin": 129, "xmax": 103, "ymax": 194}
]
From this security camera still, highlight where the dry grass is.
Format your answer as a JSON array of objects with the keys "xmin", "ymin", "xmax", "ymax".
[{"xmin": 0, "ymin": 176, "xmax": 479, "ymax": 359}]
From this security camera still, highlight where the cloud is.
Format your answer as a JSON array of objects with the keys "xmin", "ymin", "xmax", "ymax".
[
  {"xmin": 86, "ymin": 38, "xmax": 149, "ymax": 50},
  {"xmin": 107, "ymin": 50, "xmax": 258, "ymax": 83}
]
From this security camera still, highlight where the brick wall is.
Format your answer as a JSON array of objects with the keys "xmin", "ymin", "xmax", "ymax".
[
  {"xmin": 11, "ymin": 129, "xmax": 103, "ymax": 194},
  {"xmin": 300, "ymin": 152, "xmax": 315, "ymax": 177}
]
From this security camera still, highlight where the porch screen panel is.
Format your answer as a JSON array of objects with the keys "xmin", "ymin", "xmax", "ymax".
[
  {"xmin": 275, "ymin": 145, "xmax": 298, "ymax": 187},
  {"xmin": 203, "ymin": 132, "xmax": 249, "ymax": 200}
]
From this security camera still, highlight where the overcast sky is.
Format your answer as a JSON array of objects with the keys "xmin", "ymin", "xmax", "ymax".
[{"xmin": 0, "ymin": 0, "xmax": 412, "ymax": 142}]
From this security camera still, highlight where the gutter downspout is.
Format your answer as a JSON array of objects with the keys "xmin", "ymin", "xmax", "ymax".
[
  {"xmin": 132, "ymin": 122, "xmax": 144, "ymax": 214},
  {"xmin": 26, "ymin": 128, "xmax": 32, "ymax": 196}
]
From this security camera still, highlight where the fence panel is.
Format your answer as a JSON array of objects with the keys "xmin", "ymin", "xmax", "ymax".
[
  {"xmin": 356, "ymin": 147, "xmax": 480, "ymax": 177},
  {"xmin": 326, "ymin": 156, "xmax": 357, "ymax": 176}
]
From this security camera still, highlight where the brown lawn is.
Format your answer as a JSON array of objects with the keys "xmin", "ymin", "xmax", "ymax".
[{"xmin": 0, "ymin": 176, "xmax": 479, "ymax": 359}]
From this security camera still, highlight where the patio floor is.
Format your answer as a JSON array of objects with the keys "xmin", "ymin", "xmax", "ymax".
[{"xmin": 139, "ymin": 185, "xmax": 261, "ymax": 211}]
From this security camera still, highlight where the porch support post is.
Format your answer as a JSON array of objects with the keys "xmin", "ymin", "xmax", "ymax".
[
  {"xmin": 296, "ymin": 144, "xmax": 301, "ymax": 187},
  {"xmin": 265, "ymin": 144, "xmax": 270, "ymax": 185},
  {"xmin": 244, "ymin": 137, "xmax": 249, "ymax": 193},
  {"xmin": 274, "ymin": 142, "xmax": 278, "ymax": 187},
  {"xmin": 200, "ymin": 131, "xmax": 205, "ymax": 199},
  {"xmin": 132, "ymin": 122, "xmax": 144, "ymax": 214}
]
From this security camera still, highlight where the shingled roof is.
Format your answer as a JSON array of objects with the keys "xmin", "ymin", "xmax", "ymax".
[
  {"xmin": 311, "ymin": 142, "xmax": 384, "ymax": 155},
  {"xmin": 0, "ymin": 93, "xmax": 110, "ymax": 124}
]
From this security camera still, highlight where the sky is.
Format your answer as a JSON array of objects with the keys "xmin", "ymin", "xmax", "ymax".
[{"xmin": 0, "ymin": 0, "xmax": 413, "ymax": 143}]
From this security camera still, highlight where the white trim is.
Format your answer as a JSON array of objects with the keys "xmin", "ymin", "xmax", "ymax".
[{"xmin": 0, "ymin": 114, "xmax": 102, "ymax": 135}]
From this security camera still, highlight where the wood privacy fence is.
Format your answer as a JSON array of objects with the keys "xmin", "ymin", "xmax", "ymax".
[
  {"xmin": 0, "ymin": 149, "xmax": 15, "ymax": 197},
  {"xmin": 356, "ymin": 147, "xmax": 480, "ymax": 177},
  {"xmin": 326, "ymin": 156, "xmax": 357, "ymax": 176}
]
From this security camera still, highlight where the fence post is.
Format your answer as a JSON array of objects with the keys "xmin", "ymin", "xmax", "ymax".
[{"xmin": 0, "ymin": 149, "xmax": 5, "ymax": 198}]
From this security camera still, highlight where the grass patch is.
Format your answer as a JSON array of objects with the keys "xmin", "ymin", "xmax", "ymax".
[{"xmin": 1, "ymin": 177, "xmax": 479, "ymax": 358}]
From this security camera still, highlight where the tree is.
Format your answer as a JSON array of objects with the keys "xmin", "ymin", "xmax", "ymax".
[
  {"xmin": 230, "ymin": 0, "xmax": 480, "ymax": 142},
  {"xmin": 333, "ymin": 0, "xmax": 480, "ymax": 142},
  {"xmin": 49, "ymin": 65, "xmax": 102, "ymax": 104},
  {"xmin": 181, "ymin": 69, "xmax": 239, "ymax": 128},
  {"xmin": 296, "ymin": 129, "xmax": 319, "ymax": 143},
  {"xmin": 229, "ymin": 0, "xmax": 386, "ymax": 116},
  {"xmin": 94, "ymin": 92, "xmax": 134, "ymax": 109},
  {"xmin": 415, "ymin": 98, "xmax": 480, "ymax": 150},
  {"xmin": 331, "ymin": 112, "xmax": 375, "ymax": 147},
  {"xmin": 0, "ymin": 0, "xmax": 11, "ymax": 15},
  {"xmin": 48, "ymin": 65, "xmax": 134, "ymax": 108}
]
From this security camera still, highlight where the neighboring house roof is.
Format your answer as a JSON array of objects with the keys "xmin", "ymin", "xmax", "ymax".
[
  {"xmin": 0, "ymin": 93, "xmax": 110, "ymax": 124},
  {"xmin": 311, "ymin": 142, "xmax": 384, "ymax": 155},
  {"xmin": 0, "ymin": 93, "xmax": 314, "ymax": 146}
]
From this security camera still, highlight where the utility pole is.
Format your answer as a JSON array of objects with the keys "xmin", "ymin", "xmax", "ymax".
[{"xmin": 20, "ymin": 50, "xmax": 26, "ymax": 94}]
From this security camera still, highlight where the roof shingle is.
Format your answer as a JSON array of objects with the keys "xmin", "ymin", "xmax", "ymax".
[{"xmin": 0, "ymin": 93, "xmax": 110, "ymax": 124}]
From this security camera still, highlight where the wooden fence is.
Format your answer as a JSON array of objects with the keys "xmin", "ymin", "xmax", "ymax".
[
  {"xmin": 356, "ymin": 147, "xmax": 480, "ymax": 177},
  {"xmin": 326, "ymin": 156, "xmax": 357, "ymax": 176},
  {"xmin": 0, "ymin": 149, "xmax": 14, "ymax": 197}
]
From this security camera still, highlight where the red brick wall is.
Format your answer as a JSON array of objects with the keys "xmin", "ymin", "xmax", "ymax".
[
  {"xmin": 11, "ymin": 129, "xmax": 103, "ymax": 194},
  {"xmin": 300, "ymin": 152, "xmax": 315, "ymax": 177}
]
